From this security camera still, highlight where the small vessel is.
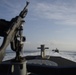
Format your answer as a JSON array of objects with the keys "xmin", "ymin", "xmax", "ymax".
[{"xmin": 52, "ymin": 48, "xmax": 59, "ymax": 53}]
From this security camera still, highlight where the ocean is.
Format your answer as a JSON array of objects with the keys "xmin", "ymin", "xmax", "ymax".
[{"xmin": 3, "ymin": 50, "xmax": 76, "ymax": 62}]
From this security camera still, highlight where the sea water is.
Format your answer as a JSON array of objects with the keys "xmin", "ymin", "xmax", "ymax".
[{"xmin": 3, "ymin": 50, "xmax": 76, "ymax": 62}]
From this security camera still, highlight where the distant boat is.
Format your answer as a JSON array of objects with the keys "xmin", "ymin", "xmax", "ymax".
[{"xmin": 52, "ymin": 48, "xmax": 59, "ymax": 53}]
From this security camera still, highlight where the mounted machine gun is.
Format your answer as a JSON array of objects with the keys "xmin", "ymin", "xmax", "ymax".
[{"xmin": 0, "ymin": 1, "xmax": 29, "ymax": 63}]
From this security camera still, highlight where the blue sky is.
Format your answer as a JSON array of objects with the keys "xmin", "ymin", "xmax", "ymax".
[{"xmin": 0, "ymin": 0, "xmax": 76, "ymax": 51}]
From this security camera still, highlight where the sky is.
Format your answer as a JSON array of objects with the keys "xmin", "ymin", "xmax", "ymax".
[{"xmin": 0, "ymin": 0, "xmax": 76, "ymax": 51}]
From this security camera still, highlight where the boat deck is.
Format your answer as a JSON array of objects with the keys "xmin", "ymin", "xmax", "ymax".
[{"xmin": 0, "ymin": 55, "xmax": 76, "ymax": 75}]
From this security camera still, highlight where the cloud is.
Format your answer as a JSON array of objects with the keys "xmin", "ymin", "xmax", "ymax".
[
  {"xmin": 2, "ymin": 0, "xmax": 16, "ymax": 9},
  {"xmin": 32, "ymin": 2, "xmax": 76, "ymax": 26},
  {"xmin": 0, "ymin": 0, "xmax": 26, "ymax": 18}
]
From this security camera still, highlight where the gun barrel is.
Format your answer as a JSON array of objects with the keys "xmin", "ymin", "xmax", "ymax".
[
  {"xmin": 19, "ymin": 1, "xmax": 29, "ymax": 18},
  {"xmin": 24, "ymin": 1, "xmax": 29, "ymax": 10}
]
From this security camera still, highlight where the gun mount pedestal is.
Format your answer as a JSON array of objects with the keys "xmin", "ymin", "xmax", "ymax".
[
  {"xmin": 10, "ymin": 38, "xmax": 27, "ymax": 75},
  {"xmin": 0, "ymin": 58, "xmax": 27, "ymax": 75},
  {"xmin": 11, "ymin": 58, "xmax": 27, "ymax": 75},
  {"xmin": 10, "ymin": 20, "xmax": 27, "ymax": 75}
]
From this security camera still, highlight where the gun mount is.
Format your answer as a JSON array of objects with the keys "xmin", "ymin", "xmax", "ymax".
[{"xmin": 0, "ymin": 1, "xmax": 29, "ymax": 62}]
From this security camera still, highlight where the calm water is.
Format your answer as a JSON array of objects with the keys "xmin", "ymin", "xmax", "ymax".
[{"xmin": 3, "ymin": 50, "xmax": 76, "ymax": 62}]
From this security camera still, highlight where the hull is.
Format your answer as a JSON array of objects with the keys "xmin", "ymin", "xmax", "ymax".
[{"xmin": 0, "ymin": 56, "xmax": 76, "ymax": 75}]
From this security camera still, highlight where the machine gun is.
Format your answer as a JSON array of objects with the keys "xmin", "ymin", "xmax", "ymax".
[{"xmin": 0, "ymin": 2, "xmax": 29, "ymax": 63}]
